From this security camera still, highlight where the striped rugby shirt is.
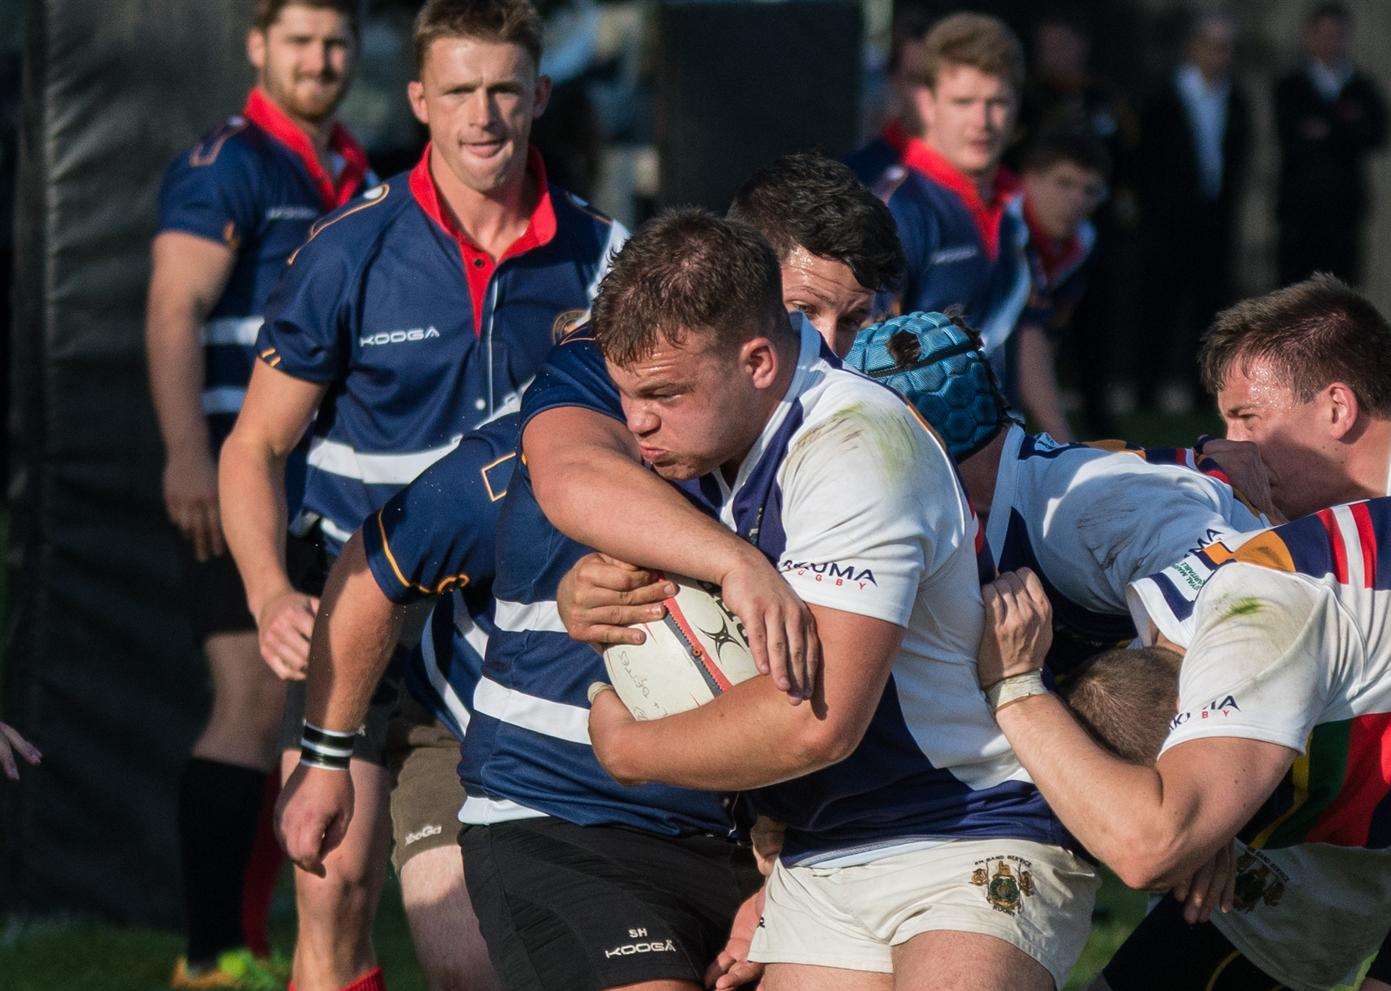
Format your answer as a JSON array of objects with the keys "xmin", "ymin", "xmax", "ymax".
[
  {"xmin": 984, "ymin": 425, "xmax": 1265, "ymax": 677},
  {"xmin": 1128, "ymin": 499, "xmax": 1391, "ymax": 990},
  {"xmin": 256, "ymin": 143, "xmax": 625, "ymax": 548},
  {"xmin": 156, "ymin": 87, "xmax": 371, "ymax": 449}
]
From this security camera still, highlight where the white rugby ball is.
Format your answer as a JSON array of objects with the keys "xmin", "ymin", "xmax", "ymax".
[{"xmin": 602, "ymin": 573, "xmax": 760, "ymax": 720}]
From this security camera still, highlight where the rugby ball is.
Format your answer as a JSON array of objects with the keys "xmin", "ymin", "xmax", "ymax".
[{"xmin": 602, "ymin": 574, "xmax": 760, "ymax": 720}]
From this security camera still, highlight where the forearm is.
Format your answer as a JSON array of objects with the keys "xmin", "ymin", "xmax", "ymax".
[
  {"xmin": 218, "ymin": 429, "xmax": 294, "ymax": 614},
  {"xmin": 1014, "ymin": 325, "xmax": 1071, "ymax": 442},
  {"xmin": 603, "ymin": 678, "xmax": 837, "ymax": 790},
  {"xmin": 995, "ymin": 693, "xmax": 1202, "ymax": 886},
  {"xmin": 146, "ymin": 303, "xmax": 212, "ymax": 458},
  {"xmin": 303, "ymin": 534, "xmax": 404, "ymax": 733}
]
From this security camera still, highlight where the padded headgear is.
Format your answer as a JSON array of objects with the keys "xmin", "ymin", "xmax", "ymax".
[{"xmin": 845, "ymin": 311, "xmax": 1012, "ymax": 461}]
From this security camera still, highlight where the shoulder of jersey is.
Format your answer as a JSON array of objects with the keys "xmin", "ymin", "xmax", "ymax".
[
  {"xmin": 289, "ymin": 174, "xmax": 408, "ymax": 265},
  {"xmin": 184, "ymin": 115, "xmax": 267, "ymax": 171}
]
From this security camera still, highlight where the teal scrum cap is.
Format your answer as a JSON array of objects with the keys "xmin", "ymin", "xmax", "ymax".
[{"xmin": 845, "ymin": 310, "xmax": 1012, "ymax": 461}]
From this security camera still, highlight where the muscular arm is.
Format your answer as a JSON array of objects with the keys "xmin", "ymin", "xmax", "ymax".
[
  {"xmin": 144, "ymin": 232, "xmax": 237, "ymax": 560},
  {"xmin": 589, "ymin": 603, "xmax": 902, "ymax": 791},
  {"xmin": 302, "ymin": 532, "xmax": 404, "ymax": 734},
  {"xmin": 219, "ymin": 360, "xmax": 327, "ymax": 674},
  {"xmin": 996, "ymin": 695, "xmax": 1292, "ymax": 889},
  {"xmin": 526, "ymin": 406, "xmax": 819, "ymax": 696}
]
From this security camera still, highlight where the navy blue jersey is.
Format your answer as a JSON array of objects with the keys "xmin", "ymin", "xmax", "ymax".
[
  {"xmin": 1017, "ymin": 200, "xmax": 1096, "ymax": 336},
  {"xmin": 847, "ymin": 125, "xmax": 1031, "ymax": 388},
  {"xmin": 156, "ymin": 88, "xmax": 371, "ymax": 448},
  {"xmin": 256, "ymin": 145, "xmax": 626, "ymax": 548},
  {"xmin": 462, "ymin": 330, "xmax": 738, "ymax": 837},
  {"xmin": 362, "ymin": 413, "xmax": 520, "ymax": 740}
]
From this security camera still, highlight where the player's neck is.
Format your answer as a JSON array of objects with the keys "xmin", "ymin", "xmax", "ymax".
[
  {"xmin": 431, "ymin": 145, "xmax": 535, "ymax": 260},
  {"xmin": 923, "ymin": 134, "xmax": 998, "ymax": 198},
  {"xmin": 261, "ymin": 88, "xmax": 336, "ymax": 155},
  {"xmin": 959, "ymin": 430, "xmax": 1007, "ymax": 521},
  {"xmin": 1348, "ymin": 417, "xmax": 1391, "ymax": 500}
]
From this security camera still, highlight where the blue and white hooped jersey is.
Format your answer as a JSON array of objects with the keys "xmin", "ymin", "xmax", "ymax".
[
  {"xmin": 983, "ymin": 425, "xmax": 1265, "ymax": 677},
  {"xmin": 156, "ymin": 89, "xmax": 371, "ymax": 449},
  {"xmin": 847, "ymin": 125, "xmax": 1031, "ymax": 385},
  {"xmin": 361, "ymin": 413, "xmax": 520, "ymax": 742},
  {"xmin": 257, "ymin": 145, "xmax": 626, "ymax": 548},
  {"xmin": 459, "ymin": 329, "xmax": 739, "ymax": 838},
  {"xmin": 658, "ymin": 318, "xmax": 1062, "ymax": 864}
]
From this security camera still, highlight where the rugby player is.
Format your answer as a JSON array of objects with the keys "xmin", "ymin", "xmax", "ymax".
[
  {"xmin": 220, "ymin": 2, "xmax": 623, "ymax": 988},
  {"xmin": 145, "ymin": 1, "xmax": 368, "ymax": 984},
  {"xmin": 1201, "ymin": 274, "xmax": 1391, "ymax": 520},
  {"xmin": 845, "ymin": 312, "xmax": 1266, "ymax": 679},
  {"xmin": 277, "ymin": 152, "xmax": 906, "ymax": 991},
  {"xmin": 847, "ymin": 13, "xmax": 1035, "ymax": 394},
  {"xmin": 975, "ymin": 497, "xmax": 1391, "ymax": 990},
  {"xmin": 1011, "ymin": 129, "xmax": 1111, "ymax": 442},
  {"xmin": 579, "ymin": 212, "xmax": 1097, "ymax": 991}
]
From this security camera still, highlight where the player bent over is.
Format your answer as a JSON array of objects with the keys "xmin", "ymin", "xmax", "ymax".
[
  {"xmin": 146, "ymin": 1, "xmax": 369, "ymax": 984},
  {"xmin": 976, "ymin": 501, "xmax": 1391, "ymax": 991},
  {"xmin": 220, "ymin": 3, "xmax": 622, "ymax": 988},
  {"xmin": 576, "ymin": 211, "xmax": 1096, "ymax": 990},
  {"xmin": 842, "ymin": 311, "xmax": 1265, "ymax": 679}
]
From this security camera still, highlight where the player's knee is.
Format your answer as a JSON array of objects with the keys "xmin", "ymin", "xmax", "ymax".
[{"xmin": 295, "ymin": 868, "xmax": 376, "ymax": 927}]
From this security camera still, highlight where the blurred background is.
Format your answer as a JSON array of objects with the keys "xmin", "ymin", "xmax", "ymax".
[{"xmin": 2, "ymin": 1, "xmax": 1388, "ymax": 987}]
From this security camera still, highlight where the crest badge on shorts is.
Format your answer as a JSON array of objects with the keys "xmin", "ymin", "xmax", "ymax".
[{"xmin": 971, "ymin": 857, "xmax": 1035, "ymax": 915}]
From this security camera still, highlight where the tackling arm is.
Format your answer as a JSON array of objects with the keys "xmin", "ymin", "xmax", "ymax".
[
  {"xmin": 526, "ymin": 406, "xmax": 820, "ymax": 698},
  {"xmin": 588, "ymin": 602, "xmax": 902, "ymax": 791}
]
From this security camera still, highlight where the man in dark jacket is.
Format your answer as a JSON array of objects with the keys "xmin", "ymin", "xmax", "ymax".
[
  {"xmin": 1274, "ymin": 2, "xmax": 1387, "ymax": 286},
  {"xmin": 1137, "ymin": 13, "xmax": 1251, "ymax": 412}
]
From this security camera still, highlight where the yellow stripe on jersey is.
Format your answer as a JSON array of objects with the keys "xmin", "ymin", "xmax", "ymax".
[
  {"xmin": 374, "ymin": 510, "xmax": 471, "ymax": 596},
  {"xmin": 288, "ymin": 183, "xmax": 391, "ymax": 265},
  {"xmin": 481, "ymin": 452, "xmax": 517, "ymax": 503},
  {"xmin": 1230, "ymin": 532, "xmax": 1297, "ymax": 574}
]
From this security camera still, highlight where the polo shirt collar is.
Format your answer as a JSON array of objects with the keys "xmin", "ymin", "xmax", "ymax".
[{"xmin": 243, "ymin": 87, "xmax": 369, "ymax": 210}]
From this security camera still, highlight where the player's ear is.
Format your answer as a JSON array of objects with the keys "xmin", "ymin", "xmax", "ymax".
[
  {"xmin": 407, "ymin": 80, "xmax": 429, "ymax": 127},
  {"xmin": 740, "ymin": 337, "xmax": 780, "ymax": 391},
  {"xmin": 532, "ymin": 73, "xmax": 553, "ymax": 120},
  {"xmin": 1326, "ymin": 382, "xmax": 1360, "ymax": 441},
  {"xmin": 247, "ymin": 29, "xmax": 267, "ymax": 72}
]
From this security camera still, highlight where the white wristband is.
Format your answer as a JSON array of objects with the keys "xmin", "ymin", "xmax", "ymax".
[{"xmin": 984, "ymin": 670, "xmax": 1049, "ymax": 713}]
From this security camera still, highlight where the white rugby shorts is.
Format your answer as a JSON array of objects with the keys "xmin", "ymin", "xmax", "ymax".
[{"xmin": 748, "ymin": 838, "xmax": 1099, "ymax": 987}]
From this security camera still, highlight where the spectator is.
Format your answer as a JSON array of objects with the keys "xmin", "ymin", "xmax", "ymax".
[
  {"xmin": 1274, "ymin": 2, "xmax": 1387, "ymax": 286},
  {"xmin": 1012, "ymin": 128, "xmax": 1111, "ymax": 441},
  {"xmin": 1137, "ymin": 12, "xmax": 1250, "ymax": 413},
  {"xmin": 1017, "ymin": 11, "xmax": 1140, "ymax": 435}
]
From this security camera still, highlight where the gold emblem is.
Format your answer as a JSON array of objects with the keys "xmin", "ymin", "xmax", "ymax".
[
  {"xmin": 1233, "ymin": 852, "xmax": 1286, "ymax": 912},
  {"xmin": 970, "ymin": 857, "xmax": 1034, "ymax": 915}
]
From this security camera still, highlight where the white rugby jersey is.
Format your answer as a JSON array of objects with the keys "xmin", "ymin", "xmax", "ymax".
[
  {"xmin": 985, "ymin": 425, "xmax": 1265, "ymax": 676},
  {"xmin": 697, "ymin": 319, "xmax": 1068, "ymax": 865},
  {"xmin": 1129, "ymin": 501, "xmax": 1391, "ymax": 991}
]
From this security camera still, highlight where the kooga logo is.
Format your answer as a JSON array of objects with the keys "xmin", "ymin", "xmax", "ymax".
[{"xmin": 361, "ymin": 326, "xmax": 441, "ymax": 346}]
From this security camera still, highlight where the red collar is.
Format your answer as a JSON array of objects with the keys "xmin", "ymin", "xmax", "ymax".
[
  {"xmin": 243, "ymin": 88, "xmax": 369, "ymax": 210},
  {"xmin": 1022, "ymin": 196, "xmax": 1084, "ymax": 284},
  {"xmin": 408, "ymin": 144, "xmax": 558, "ymax": 335},
  {"xmin": 883, "ymin": 121, "xmax": 1019, "ymax": 260}
]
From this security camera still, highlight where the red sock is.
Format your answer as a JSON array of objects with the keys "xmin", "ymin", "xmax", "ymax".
[
  {"xmin": 342, "ymin": 967, "xmax": 386, "ymax": 991},
  {"xmin": 240, "ymin": 773, "xmax": 286, "ymax": 957}
]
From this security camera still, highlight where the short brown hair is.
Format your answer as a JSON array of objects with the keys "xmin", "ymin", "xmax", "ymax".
[
  {"xmin": 1060, "ymin": 646, "xmax": 1183, "ymax": 765},
  {"xmin": 413, "ymin": 0, "xmax": 543, "ymax": 75},
  {"xmin": 727, "ymin": 151, "xmax": 904, "ymax": 295},
  {"xmin": 254, "ymin": 0, "xmax": 359, "ymax": 35},
  {"xmin": 1199, "ymin": 274, "xmax": 1391, "ymax": 414},
  {"xmin": 896, "ymin": 12, "xmax": 1024, "ymax": 92},
  {"xmin": 592, "ymin": 209, "xmax": 787, "ymax": 367}
]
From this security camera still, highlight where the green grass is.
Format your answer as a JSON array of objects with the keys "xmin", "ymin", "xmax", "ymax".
[
  {"xmin": 1, "ymin": 874, "xmax": 427, "ymax": 991},
  {"xmin": 0, "ymin": 868, "xmax": 1145, "ymax": 990}
]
